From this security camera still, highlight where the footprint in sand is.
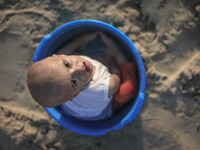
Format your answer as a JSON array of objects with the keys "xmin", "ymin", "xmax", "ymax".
[{"xmin": 154, "ymin": 26, "xmax": 200, "ymax": 82}]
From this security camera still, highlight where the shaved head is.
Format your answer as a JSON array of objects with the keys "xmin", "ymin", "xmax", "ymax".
[{"xmin": 27, "ymin": 58, "xmax": 68, "ymax": 107}]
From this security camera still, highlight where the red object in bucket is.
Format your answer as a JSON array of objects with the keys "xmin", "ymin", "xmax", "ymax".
[{"xmin": 112, "ymin": 62, "xmax": 138, "ymax": 110}]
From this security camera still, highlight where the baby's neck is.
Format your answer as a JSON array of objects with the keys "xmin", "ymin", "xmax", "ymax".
[
  {"xmin": 85, "ymin": 65, "xmax": 95, "ymax": 87},
  {"xmin": 90, "ymin": 65, "xmax": 96, "ymax": 82}
]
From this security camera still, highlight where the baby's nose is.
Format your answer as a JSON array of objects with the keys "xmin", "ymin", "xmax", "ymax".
[{"xmin": 74, "ymin": 64, "xmax": 85, "ymax": 75}]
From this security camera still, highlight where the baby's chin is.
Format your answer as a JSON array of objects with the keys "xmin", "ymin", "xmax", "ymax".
[
  {"xmin": 88, "ymin": 65, "xmax": 95, "ymax": 81},
  {"xmin": 85, "ymin": 74, "xmax": 93, "ymax": 87}
]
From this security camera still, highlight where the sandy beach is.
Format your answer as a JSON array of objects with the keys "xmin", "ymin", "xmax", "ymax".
[{"xmin": 0, "ymin": 0, "xmax": 200, "ymax": 150}]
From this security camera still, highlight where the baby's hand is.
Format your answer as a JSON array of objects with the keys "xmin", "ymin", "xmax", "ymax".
[
  {"xmin": 99, "ymin": 31, "xmax": 117, "ymax": 49},
  {"xmin": 79, "ymin": 30, "xmax": 99, "ymax": 43}
]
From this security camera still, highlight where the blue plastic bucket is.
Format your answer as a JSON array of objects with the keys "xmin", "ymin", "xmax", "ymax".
[{"xmin": 33, "ymin": 20, "xmax": 145, "ymax": 136}]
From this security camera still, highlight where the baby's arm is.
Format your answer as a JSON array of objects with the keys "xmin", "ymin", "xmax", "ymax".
[
  {"xmin": 99, "ymin": 32, "xmax": 121, "ymax": 98},
  {"xmin": 108, "ymin": 56, "xmax": 121, "ymax": 98},
  {"xmin": 56, "ymin": 31, "xmax": 99, "ymax": 55},
  {"xmin": 100, "ymin": 31, "xmax": 127, "ymax": 63}
]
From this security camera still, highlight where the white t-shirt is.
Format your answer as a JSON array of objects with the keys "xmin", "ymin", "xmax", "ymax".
[{"xmin": 61, "ymin": 56, "xmax": 113, "ymax": 120}]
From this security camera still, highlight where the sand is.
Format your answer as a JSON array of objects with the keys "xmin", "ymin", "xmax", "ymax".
[{"xmin": 0, "ymin": 0, "xmax": 200, "ymax": 150}]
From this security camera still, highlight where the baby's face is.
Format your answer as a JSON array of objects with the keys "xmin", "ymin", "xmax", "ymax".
[{"xmin": 41, "ymin": 54, "xmax": 95, "ymax": 103}]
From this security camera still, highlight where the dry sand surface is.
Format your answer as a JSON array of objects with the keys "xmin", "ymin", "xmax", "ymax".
[{"xmin": 0, "ymin": 0, "xmax": 200, "ymax": 150}]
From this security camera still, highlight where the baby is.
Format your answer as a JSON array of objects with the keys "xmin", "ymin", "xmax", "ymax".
[{"xmin": 27, "ymin": 31, "xmax": 137, "ymax": 121}]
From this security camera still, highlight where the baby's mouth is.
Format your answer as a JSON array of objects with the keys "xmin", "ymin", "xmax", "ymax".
[{"xmin": 83, "ymin": 62, "xmax": 90, "ymax": 72}]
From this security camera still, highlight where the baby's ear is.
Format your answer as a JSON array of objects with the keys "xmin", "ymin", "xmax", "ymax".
[
  {"xmin": 52, "ymin": 54, "xmax": 57, "ymax": 57},
  {"xmin": 73, "ymin": 92, "xmax": 80, "ymax": 98},
  {"xmin": 69, "ymin": 92, "xmax": 80, "ymax": 101}
]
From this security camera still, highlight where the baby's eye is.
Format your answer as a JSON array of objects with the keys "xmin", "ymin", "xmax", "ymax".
[
  {"xmin": 72, "ymin": 77, "xmax": 77, "ymax": 87},
  {"xmin": 65, "ymin": 61, "xmax": 70, "ymax": 68}
]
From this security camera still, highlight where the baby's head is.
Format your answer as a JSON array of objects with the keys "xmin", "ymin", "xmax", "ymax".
[{"xmin": 27, "ymin": 54, "xmax": 94, "ymax": 107}]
